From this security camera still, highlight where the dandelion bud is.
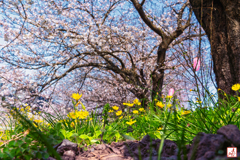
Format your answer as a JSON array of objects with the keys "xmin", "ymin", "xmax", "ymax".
[
  {"xmin": 193, "ymin": 57, "xmax": 200, "ymax": 71},
  {"xmin": 168, "ymin": 88, "xmax": 174, "ymax": 96}
]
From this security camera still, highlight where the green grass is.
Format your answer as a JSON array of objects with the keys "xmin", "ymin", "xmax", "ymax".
[{"xmin": 0, "ymin": 84, "xmax": 239, "ymax": 160}]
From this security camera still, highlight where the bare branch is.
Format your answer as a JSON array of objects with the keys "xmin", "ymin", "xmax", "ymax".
[
  {"xmin": 140, "ymin": 0, "xmax": 146, "ymax": 6},
  {"xmin": 130, "ymin": 0, "xmax": 167, "ymax": 38}
]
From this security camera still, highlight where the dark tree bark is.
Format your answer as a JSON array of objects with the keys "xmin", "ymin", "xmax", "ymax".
[
  {"xmin": 189, "ymin": 0, "xmax": 240, "ymax": 105},
  {"xmin": 150, "ymin": 40, "xmax": 169, "ymax": 103}
]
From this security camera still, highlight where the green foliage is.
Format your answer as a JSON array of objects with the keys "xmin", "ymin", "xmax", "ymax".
[
  {"xmin": 1, "ymin": 86, "xmax": 239, "ymax": 159},
  {"xmin": 0, "ymin": 135, "xmax": 50, "ymax": 159}
]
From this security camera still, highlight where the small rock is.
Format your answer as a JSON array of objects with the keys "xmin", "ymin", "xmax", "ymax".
[
  {"xmin": 217, "ymin": 124, "xmax": 240, "ymax": 147},
  {"xmin": 95, "ymin": 144, "xmax": 106, "ymax": 150},
  {"xmin": 56, "ymin": 139, "xmax": 78, "ymax": 155},
  {"xmin": 63, "ymin": 150, "xmax": 75, "ymax": 157}
]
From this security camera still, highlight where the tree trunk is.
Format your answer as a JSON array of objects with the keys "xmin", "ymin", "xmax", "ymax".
[
  {"xmin": 151, "ymin": 44, "xmax": 167, "ymax": 103},
  {"xmin": 189, "ymin": 0, "xmax": 240, "ymax": 105}
]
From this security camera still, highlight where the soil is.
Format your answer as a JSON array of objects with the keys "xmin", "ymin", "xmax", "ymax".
[{"xmin": 46, "ymin": 124, "xmax": 240, "ymax": 160}]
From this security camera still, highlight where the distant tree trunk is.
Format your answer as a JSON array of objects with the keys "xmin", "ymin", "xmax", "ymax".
[
  {"xmin": 151, "ymin": 43, "xmax": 167, "ymax": 103},
  {"xmin": 189, "ymin": 0, "xmax": 240, "ymax": 105}
]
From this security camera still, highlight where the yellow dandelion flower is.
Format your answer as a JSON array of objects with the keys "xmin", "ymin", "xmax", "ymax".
[
  {"xmin": 136, "ymin": 102, "xmax": 141, "ymax": 106},
  {"xmin": 167, "ymin": 104, "xmax": 172, "ymax": 108},
  {"xmin": 154, "ymin": 99, "xmax": 158, "ymax": 101},
  {"xmin": 122, "ymin": 103, "xmax": 134, "ymax": 107},
  {"xmin": 112, "ymin": 106, "xmax": 119, "ymax": 110},
  {"xmin": 71, "ymin": 122, "xmax": 75, "ymax": 127},
  {"xmin": 218, "ymin": 88, "xmax": 221, "ymax": 91},
  {"xmin": 116, "ymin": 110, "xmax": 122, "ymax": 116},
  {"xmin": 224, "ymin": 93, "xmax": 227, "ymax": 96},
  {"xmin": 166, "ymin": 95, "xmax": 173, "ymax": 99},
  {"xmin": 139, "ymin": 108, "xmax": 145, "ymax": 112},
  {"xmin": 196, "ymin": 101, "xmax": 202, "ymax": 104},
  {"xmin": 26, "ymin": 106, "xmax": 31, "ymax": 111},
  {"xmin": 108, "ymin": 109, "xmax": 114, "ymax": 113},
  {"xmin": 126, "ymin": 119, "xmax": 136, "ymax": 125},
  {"xmin": 190, "ymin": 89, "xmax": 192, "ymax": 92},
  {"xmin": 133, "ymin": 110, "xmax": 138, "ymax": 114},
  {"xmin": 238, "ymin": 97, "xmax": 240, "ymax": 102},
  {"xmin": 75, "ymin": 111, "xmax": 82, "ymax": 117},
  {"xmin": 181, "ymin": 110, "xmax": 191, "ymax": 116},
  {"xmin": 71, "ymin": 93, "xmax": 82, "ymax": 101},
  {"xmin": 78, "ymin": 113, "xmax": 87, "ymax": 119},
  {"xmin": 119, "ymin": 116, "xmax": 123, "ymax": 119},
  {"xmin": 34, "ymin": 119, "xmax": 43, "ymax": 123},
  {"xmin": 58, "ymin": 120, "xmax": 64, "ymax": 123},
  {"xmin": 156, "ymin": 101, "xmax": 165, "ymax": 109},
  {"xmin": 133, "ymin": 99, "xmax": 139, "ymax": 104},
  {"xmin": 67, "ymin": 112, "xmax": 77, "ymax": 119},
  {"xmin": 232, "ymin": 84, "xmax": 240, "ymax": 91},
  {"xmin": 76, "ymin": 110, "xmax": 89, "ymax": 119},
  {"xmin": 158, "ymin": 127, "xmax": 162, "ymax": 131}
]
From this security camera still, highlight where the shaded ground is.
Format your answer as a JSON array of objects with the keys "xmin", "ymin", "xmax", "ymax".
[{"xmin": 47, "ymin": 124, "xmax": 240, "ymax": 160}]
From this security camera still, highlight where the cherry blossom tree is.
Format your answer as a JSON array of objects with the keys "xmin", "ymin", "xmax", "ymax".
[
  {"xmin": 189, "ymin": 0, "xmax": 240, "ymax": 103},
  {"xmin": 0, "ymin": 0, "xmax": 214, "ymax": 117}
]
